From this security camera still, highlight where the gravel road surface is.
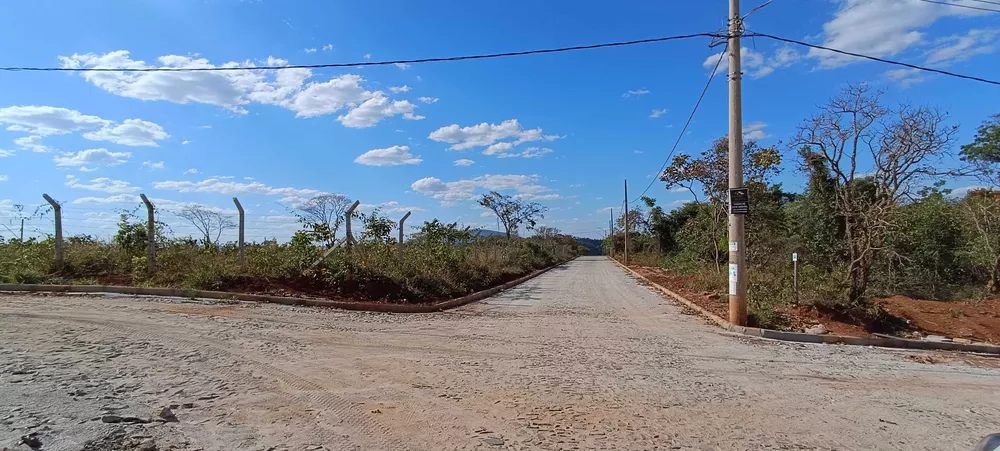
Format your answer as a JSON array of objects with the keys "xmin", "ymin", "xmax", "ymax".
[{"xmin": 2, "ymin": 256, "xmax": 998, "ymax": 450}]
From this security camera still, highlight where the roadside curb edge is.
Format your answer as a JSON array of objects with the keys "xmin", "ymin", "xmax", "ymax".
[
  {"xmin": 612, "ymin": 259, "xmax": 1000, "ymax": 355},
  {"xmin": 0, "ymin": 260, "xmax": 569, "ymax": 314}
]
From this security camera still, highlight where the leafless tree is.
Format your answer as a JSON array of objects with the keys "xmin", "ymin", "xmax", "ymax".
[
  {"xmin": 792, "ymin": 84, "xmax": 958, "ymax": 304},
  {"xmin": 292, "ymin": 194, "xmax": 353, "ymax": 247},
  {"xmin": 176, "ymin": 206, "xmax": 237, "ymax": 249}
]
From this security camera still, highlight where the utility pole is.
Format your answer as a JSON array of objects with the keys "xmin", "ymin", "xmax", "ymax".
[
  {"xmin": 623, "ymin": 179, "xmax": 630, "ymax": 266},
  {"xmin": 728, "ymin": 0, "xmax": 748, "ymax": 326},
  {"xmin": 609, "ymin": 209, "xmax": 615, "ymax": 258}
]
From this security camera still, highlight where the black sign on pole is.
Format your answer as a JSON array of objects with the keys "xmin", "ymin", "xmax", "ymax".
[{"xmin": 728, "ymin": 188, "xmax": 750, "ymax": 215}]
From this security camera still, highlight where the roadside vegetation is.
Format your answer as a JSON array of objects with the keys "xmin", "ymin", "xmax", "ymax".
[
  {"xmin": 609, "ymin": 85, "xmax": 1000, "ymax": 332},
  {"xmin": 0, "ymin": 191, "xmax": 586, "ymax": 303}
]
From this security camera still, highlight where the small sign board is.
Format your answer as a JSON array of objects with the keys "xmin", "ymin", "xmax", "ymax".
[
  {"xmin": 792, "ymin": 252, "xmax": 798, "ymax": 262},
  {"xmin": 728, "ymin": 188, "xmax": 750, "ymax": 215}
]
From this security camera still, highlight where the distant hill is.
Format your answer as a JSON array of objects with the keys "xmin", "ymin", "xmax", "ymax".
[
  {"xmin": 574, "ymin": 237, "xmax": 604, "ymax": 256},
  {"xmin": 471, "ymin": 229, "xmax": 505, "ymax": 238}
]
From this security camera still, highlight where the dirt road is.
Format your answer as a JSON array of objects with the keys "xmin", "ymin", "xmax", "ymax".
[{"xmin": 2, "ymin": 257, "xmax": 998, "ymax": 450}]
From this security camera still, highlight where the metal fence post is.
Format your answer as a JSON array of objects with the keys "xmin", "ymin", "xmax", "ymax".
[
  {"xmin": 42, "ymin": 194, "xmax": 63, "ymax": 271},
  {"xmin": 344, "ymin": 200, "xmax": 360, "ymax": 248},
  {"xmin": 398, "ymin": 211, "xmax": 411, "ymax": 258},
  {"xmin": 139, "ymin": 194, "xmax": 156, "ymax": 276},
  {"xmin": 233, "ymin": 197, "xmax": 245, "ymax": 268}
]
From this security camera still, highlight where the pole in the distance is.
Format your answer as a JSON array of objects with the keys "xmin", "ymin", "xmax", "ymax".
[
  {"xmin": 728, "ymin": 0, "xmax": 748, "ymax": 326},
  {"xmin": 42, "ymin": 194, "xmax": 63, "ymax": 271},
  {"xmin": 609, "ymin": 208, "xmax": 615, "ymax": 258},
  {"xmin": 139, "ymin": 194, "xmax": 156, "ymax": 276},
  {"xmin": 233, "ymin": 197, "xmax": 245, "ymax": 269},
  {"xmin": 624, "ymin": 179, "xmax": 630, "ymax": 266}
]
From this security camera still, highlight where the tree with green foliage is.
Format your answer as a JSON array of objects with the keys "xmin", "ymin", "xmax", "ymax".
[
  {"xmin": 478, "ymin": 191, "xmax": 546, "ymax": 239},
  {"xmin": 793, "ymin": 84, "xmax": 957, "ymax": 305},
  {"xmin": 660, "ymin": 136, "xmax": 781, "ymax": 271}
]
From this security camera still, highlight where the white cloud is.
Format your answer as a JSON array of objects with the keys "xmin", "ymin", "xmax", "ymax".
[
  {"xmin": 704, "ymin": 46, "xmax": 799, "ymax": 78},
  {"xmin": 885, "ymin": 68, "xmax": 926, "ymax": 88},
  {"xmin": 743, "ymin": 121, "xmax": 770, "ymax": 140},
  {"xmin": 337, "ymin": 93, "xmax": 422, "ymax": 128},
  {"xmin": 183, "ymin": 168, "xmax": 198, "ymax": 175},
  {"xmin": 60, "ymin": 52, "xmax": 417, "ymax": 128},
  {"xmin": 82, "ymin": 119, "xmax": 169, "ymax": 147},
  {"xmin": 322, "ymin": 44, "xmax": 333, "ymax": 51},
  {"xmin": 142, "ymin": 161, "xmax": 165, "ymax": 170},
  {"xmin": 65, "ymin": 175, "xmax": 140, "ymax": 193},
  {"xmin": 389, "ymin": 85, "xmax": 411, "ymax": 93},
  {"xmin": 569, "ymin": 184, "xmax": 584, "ymax": 188},
  {"xmin": 71, "ymin": 195, "xmax": 234, "ymax": 213},
  {"xmin": 0, "ymin": 175, "xmax": 7, "ymax": 182},
  {"xmin": 808, "ymin": 0, "xmax": 990, "ymax": 68},
  {"xmin": 304, "ymin": 47, "xmax": 318, "ymax": 53},
  {"xmin": 72, "ymin": 194, "xmax": 141, "ymax": 204},
  {"xmin": 0, "ymin": 105, "xmax": 109, "ymax": 136},
  {"xmin": 949, "ymin": 185, "xmax": 987, "ymax": 197},
  {"xmin": 284, "ymin": 74, "xmax": 370, "ymax": 117},
  {"xmin": 394, "ymin": 63, "xmax": 411, "ymax": 70},
  {"xmin": 622, "ymin": 89, "xmax": 650, "ymax": 98},
  {"xmin": 358, "ymin": 201, "xmax": 424, "ymax": 214},
  {"xmin": 521, "ymin": 147, "xmax": 552, "ymax": 158},
  {"xmin": 53, "ymin": 148, "xmax": 131, "ymax": 167},
  {"xmin": 926, "ymin": 28, "xmax": 998, "ymax": 65},
  {"xmin": 152, "ymin": 177, "xmax": 324, "ymax": 199},
  {"xmin": 182, "ymin": 140, "xmax": 190, "ymax": 145},
  {"xmin": 15, "ymin": 135, "xmax": 49, "ymax": 153},
  {"xmin": 364, "ymin": 53, "xmax": 372, "ymax": 59},
  {"xmin": 0, "ymin": 149, "xmax": 14, "ymax": 157},
  {"xmin": 483, "ymin": 142, "xmax": 514, "ymax": 155},
  {"xmin": 670, "ymin": 186, "xmax": 689, "ymax": 193},
  {"xmin": 649, "ymin": 109, "xmax": 667, "ymax": 118},
  {"xmin": 354, "ymin": 145, "xmax": 422, "ymax": 166},
  {"xmin": 454, "ymin": 158, "xmax": 475, "ymax": 166},
  {"xmin": 428, "ymin": 119, "xmax": 558, "ymax": 151},
  {"xmin": 411, "ymin": 174, "xmax": 550, "ymax": 203},
  {"xmin": 418, "ymin": 96, "xmax": 438, "ymax": 104},
  {"xmin": 199, "ymin": 125, "xmax": 212, "ymax": 129}
]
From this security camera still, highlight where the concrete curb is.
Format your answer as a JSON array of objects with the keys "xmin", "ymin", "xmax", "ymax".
[
  {"xmin": 613, "ymin": 259, "xmax": 1000, "ymax": 355},
  {"xmin": 0, "ymin": 261, "xmax": 566, "ymax": 314}
]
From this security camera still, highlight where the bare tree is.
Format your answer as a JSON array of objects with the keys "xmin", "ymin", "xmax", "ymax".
[
  {"xmin": 792, "ymin": 84, "xmax": 958, "ymax": 304},
  {"xmin": 478, "ymin": 191, "xmax": 546, "ymax": 239},
  {"xmin": 177, "ymin": 206, "xmax": 237, "ymax": 249},
  {"xmin": 292, "ymin": 194, "xmax": 353, "ymax": 247}
]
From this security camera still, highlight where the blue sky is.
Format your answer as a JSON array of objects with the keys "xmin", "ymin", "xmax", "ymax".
[{"xmin": 0, "ymin": 0, "xmax": 998, "ymax": 241}]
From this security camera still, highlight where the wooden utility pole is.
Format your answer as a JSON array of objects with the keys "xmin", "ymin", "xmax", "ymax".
[
  {"xmin": 728, "ymin": 0, "xmax": 748, "ymax": 326},
  {"xmin": 624, "ymin": 179, "xmax": 630, "ymax": 266},
  {"xmin": 609, "ymin": 209, "xmax": 615, "ymax": 258}
]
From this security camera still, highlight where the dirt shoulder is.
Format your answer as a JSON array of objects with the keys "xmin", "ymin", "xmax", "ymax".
[
  {"xmin": 2, "ymin": 257, "xmax": 999, "ymax": 450},
  {"xmin": 629, "ymin": 265, "xmax": 1000, "ymax": 344}
]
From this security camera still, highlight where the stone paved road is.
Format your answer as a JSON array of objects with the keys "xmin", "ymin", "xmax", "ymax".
[{"xmin": 2, "ymin": 256, "xmax": 999, "ymax": 450}]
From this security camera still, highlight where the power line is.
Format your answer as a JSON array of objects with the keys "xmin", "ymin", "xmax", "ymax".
[
  {"xmin": 0, "ymin": 33, "xmax": 723, "ymax": 73},
  {"xmin": 917, "ymin": 0, "xmax": 1000, "ymax": 12},
  {"xmin": 749, "ymin": 32, "xmax": 1000, "ymax": 86},
  {"xmin": 630, "ymin": 43, "xmax": 729, "ymax": 204}
]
